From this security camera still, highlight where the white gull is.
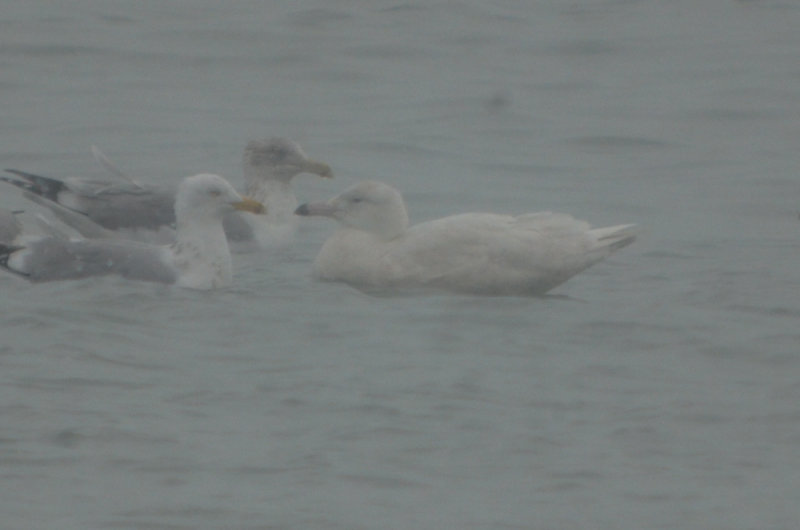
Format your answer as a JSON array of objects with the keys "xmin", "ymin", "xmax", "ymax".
[{"xmin": 295, "ymin": 181, "xmax": 637, "ymax": 296}]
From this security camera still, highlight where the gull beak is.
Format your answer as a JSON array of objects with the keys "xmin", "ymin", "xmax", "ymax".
[
  {"xmin": 233, "ymin": 197, "xmax": 266, "ymax": 215},
  {"xmin": 294, "ymin": 201, "xmax": 336, "ymax": 217},
  {"xmin": 305, "ymin": 160, "xmax": 333, "ymax": 179}
]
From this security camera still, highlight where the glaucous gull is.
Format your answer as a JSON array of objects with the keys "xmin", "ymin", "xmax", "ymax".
[{"xmin": 295, "ymin": 181, "xmax": 637, "ymax": 296}]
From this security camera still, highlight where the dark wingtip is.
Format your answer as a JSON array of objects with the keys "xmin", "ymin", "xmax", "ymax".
[
  {"xmin": 294, "ymin": 204, "xmax": 310, "ymax": 216},
  {"xmin": 0, "ymin": 173, "xmax": 33, "ymax": 192},
  {"xmin": 5, "ymin": 169, "xmax": 37, "ymax": 178},
  {"xmin": 2, "ymin": 169, "xmax": 64, "ymax": 201}
]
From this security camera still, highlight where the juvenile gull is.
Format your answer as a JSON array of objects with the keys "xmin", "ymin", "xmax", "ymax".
[
  {"xmin": 295, "ymin": 181, "xmax": 637, "ymax": 296},
  {"xmin": 2, "ymin": 138, "xmax": 331, "ymax": 246},
  {"xmin": 224, "ymin": 138, "xmax": 332, "ymax": 247},
  {"xmin": 0, "ymin": 174, "xmax": 264, "ymax": 290}
]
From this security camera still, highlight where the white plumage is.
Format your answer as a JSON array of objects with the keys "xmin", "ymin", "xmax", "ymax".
[{"xmin": 296, "ymin": 181, "xmax": 637, "ymax": 296}]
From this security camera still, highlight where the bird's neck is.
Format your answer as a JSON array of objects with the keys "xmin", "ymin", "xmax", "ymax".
[
  {"xmin": 174, "ymin": 216, "xmax": 232, "ymax": 286},
  {"xmin": 244, "ymin": 179, "xmax": 297, "ymax": 224},
  {"xmin": 176, "ymin": 213, "xmax": 227, "ymax": 244},
  {"xmin": 245, "ymin": 178, "xmax": 290, "ymax": 201}
]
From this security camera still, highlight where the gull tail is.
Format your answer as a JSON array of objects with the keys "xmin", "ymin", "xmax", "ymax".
[{"xmin": 590, "ymin": 224, "xmax": 638, "ymax": 253}]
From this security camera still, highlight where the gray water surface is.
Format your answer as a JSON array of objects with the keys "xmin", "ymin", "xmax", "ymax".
[{"xmin": 2, "ymin": 1, "xmax": 800, "ymax": 529}]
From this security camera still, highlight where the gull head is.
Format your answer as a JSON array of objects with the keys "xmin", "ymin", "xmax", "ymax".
[
  {"xmin": 295, "ymin": 180, "xmax": 408, "ymax": 240},
  {"xmin": 175, "ymin": 173, "xmax": 264, "ymax": 224},
  {"xmin": 243, "ymin": 137, "xmax": 333, "ymax": 183}
]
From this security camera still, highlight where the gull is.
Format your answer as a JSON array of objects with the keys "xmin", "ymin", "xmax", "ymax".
[
  {"xmin": 0, "ymin": 174, "xmax": 264, "ymax": 289},
  {"xmin": 224, "ymin": 137, "xmax": 332, "ymax": 247},
  {"xmin": 295, "ymin": 181, "xmax": 637, "ymax": 296},
  {"xmin": 2, "ymin": 138, "xmax": 331, "ymax": 246}
]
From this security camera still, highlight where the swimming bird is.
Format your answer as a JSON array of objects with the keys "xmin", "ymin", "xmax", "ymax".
[
  {"xmin": 2, "ymin": 138, "xmax": 331, "ymax": 246},
  {"xmin": 224, "ymin": 137, "xmax": 332, "ymax": 247},
  {"xmin": 0, "ymin": 173, "xmax": 264, "ymax": 289},
  {"xmin": 295, "ymin": 181, "xmax": 637, "ymax": 296}
]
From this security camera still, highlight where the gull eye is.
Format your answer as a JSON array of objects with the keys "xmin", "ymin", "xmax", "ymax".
[{"xmin": 209, "ymin": 189, "xmax": 222, "ymax": 197}]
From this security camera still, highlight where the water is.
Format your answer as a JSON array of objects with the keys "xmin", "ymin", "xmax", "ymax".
[{"xmin": 2, "ymin": 1, "xmax": 800, "ymax": 528}]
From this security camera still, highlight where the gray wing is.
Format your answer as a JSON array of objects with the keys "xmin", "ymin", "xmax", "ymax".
[
  {"xmin": 2, "ymin": 170, "xmax": 176, "ymax": 231},
  {"xmin": 62, "ymin": 179, "xmax": 177, "ymax": 231},
  {"xmin": 18, "ymin": 237, "xmax": 178, "ymax": 283},
  {"xmin": 22, "ymin": 192, "xmax": 119, "ymax": 239}
]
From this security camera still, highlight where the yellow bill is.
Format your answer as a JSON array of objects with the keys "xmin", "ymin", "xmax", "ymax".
[{"xmin": 233, "ymin": 197, "xmax": 266, "ymax": 215}]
